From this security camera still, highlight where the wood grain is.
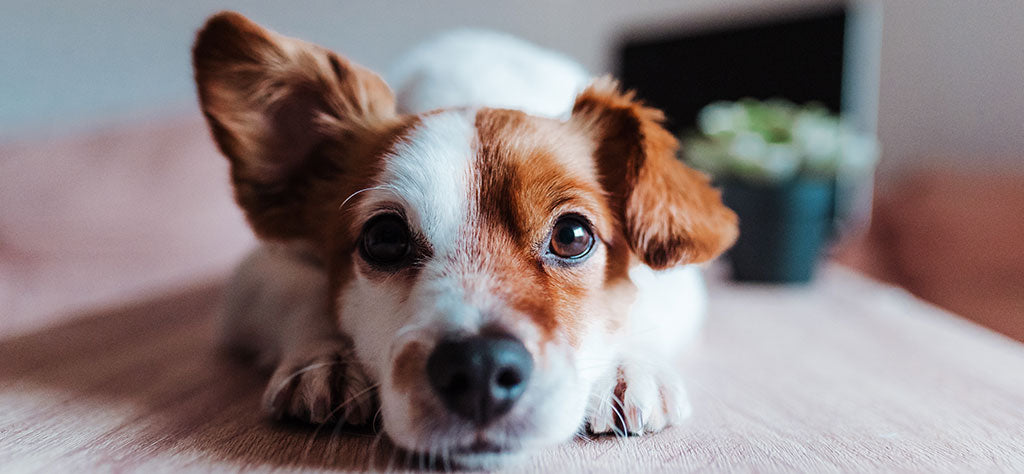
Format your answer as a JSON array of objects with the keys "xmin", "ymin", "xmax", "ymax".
[{"xmin": 2, "ymin": 265, "xmax": 1023, "ymax": 472}]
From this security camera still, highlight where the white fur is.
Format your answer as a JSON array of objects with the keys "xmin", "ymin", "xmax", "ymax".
[
  {"xmin": 220, "ymin": 29, "xmax": 708, "ymax": 468},
  {"xmin": 220, "ymin": 244, "xmax": 332, "ymax": 366},
  {"xmin": 341, "ymin": 108, "xmax": 478, "ymax": 380},
  {"xmin": 627, "ymin": 264, "xmax": 707, "ymax": 358},
  {"xmin": 585, "ymin": 265, "xmax": 703, "ymax": 434},
  {"xmin": 388, "ymin": 29, "xmax": 591, "ymax": 118},
  {"xmin": 357, "ymin": 109, "xmax": 476, "ymax": 256}
]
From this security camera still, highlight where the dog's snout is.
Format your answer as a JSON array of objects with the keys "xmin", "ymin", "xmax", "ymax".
[{"xmin": 426, "ymin": 335, "xmax": 533, "ymax": 425}]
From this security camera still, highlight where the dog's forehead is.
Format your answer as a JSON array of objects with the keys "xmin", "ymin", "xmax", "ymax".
[
  {"xmin": 363, "ymin": 108, "xmax": 602, "ymax": 251},
  {"xmin": 369, "ymin": 109, "xmax": 477, "ymax": 255}
]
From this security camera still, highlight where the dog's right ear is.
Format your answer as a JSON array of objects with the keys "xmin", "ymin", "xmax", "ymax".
[
  {"xmin": 193, "ymin": 11, "xmax": 396, "ymax": 240},
  {"xmin": 571, "ymin": 78, "xmax": 737, "ymax": 268}
]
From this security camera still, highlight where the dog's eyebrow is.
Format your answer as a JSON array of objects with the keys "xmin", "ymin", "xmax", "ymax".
[
  {"xmin": 550, "ymin": 194, "xmax": 579, "ymax": 212},
  {"xmin": 364, "ymin": 203, "xmax": 408, "ymax": 221},
  {"xmin": 546, "ymin": 186, "xmax": 602, "ymax": 217}
]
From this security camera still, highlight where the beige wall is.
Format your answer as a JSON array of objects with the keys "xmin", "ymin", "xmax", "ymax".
[
  {"xmin": 876, "ymin": 0, "xmax": 1024, "ymax": 175},
  {"xmin": 2, "ymin": 0, "xmax": 1021, "ymax": 173}
]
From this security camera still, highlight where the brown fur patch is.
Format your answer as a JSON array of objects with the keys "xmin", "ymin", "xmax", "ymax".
[
  {"xmin": 571, "ymin": 77, "xmax": 738, "ymax": 268},
  {"xmin": 470, "ymin": 108, "xmax": 622, "ymax": 345},
  {"xmin": 392, "ymin": 340, "xmax": 430, "ymax": 395},
  {"xmin": 390, "ymin": 340, "xmax": 434, "ymax": 427}
]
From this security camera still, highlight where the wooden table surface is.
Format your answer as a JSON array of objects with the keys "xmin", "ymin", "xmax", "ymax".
[{"xmin": 2, "ymin": 264, "xmax": 1023, "ymax": 472}]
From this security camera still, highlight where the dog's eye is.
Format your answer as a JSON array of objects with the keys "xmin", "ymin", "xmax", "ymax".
[
  {"xmin": 549, "ymin": 215, "xmax": 594, "ymax": 259},
  {"xmin": 360, "ymin": 214, "xmax": 411, "ymax": 266}
]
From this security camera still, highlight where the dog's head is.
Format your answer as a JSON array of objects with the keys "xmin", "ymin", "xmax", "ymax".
[{"xmin": 194, "ymin": 12, "xmax": 736, "ymax": 466}]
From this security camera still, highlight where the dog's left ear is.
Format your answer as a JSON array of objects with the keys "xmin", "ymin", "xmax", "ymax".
[
  {"xmin": 571, "ymin": 77, "xmax": 738, "ymax": 269},
  {"xmin": 192, "ymin": 11, "xmax": 396, "ymax": 241}
]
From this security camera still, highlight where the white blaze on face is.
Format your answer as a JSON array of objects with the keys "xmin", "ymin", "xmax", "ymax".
[
  {"xmin": 337, "ymin": 108, "xmax": 478, "ymax": 378},
  {"xmin": 373, "ymin": 109, "xmax": 477, "ymax": 256}
]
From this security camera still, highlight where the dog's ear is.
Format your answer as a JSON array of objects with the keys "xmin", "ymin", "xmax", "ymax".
[
  {"xmin": 192, "ymin": 11, "xmax": 396, "ymax": 240},
  {"xmin": 571, "ymin": 77, "xmax": 738, "ymax": 269}
]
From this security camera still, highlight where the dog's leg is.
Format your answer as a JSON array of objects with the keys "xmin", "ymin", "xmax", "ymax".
[
  {"xmin": 221, "ymin": 245, "xmax": 377, "ymax": 425},
  {"xmin": 585, "ymin": 265, "xmax": 705, "ymax": 435}
]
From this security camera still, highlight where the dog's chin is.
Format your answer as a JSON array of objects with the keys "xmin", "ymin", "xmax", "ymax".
[
  {"xmin": 446, "ymin": 447, "xmax": 531, "ymax": 470},
  {"xmin": 382, "ymin": 444, "xmax": 530, "ymax": 470},
  {"xmin": 389, "ymin": 435, "xmax": 534, "ymax": 469}
]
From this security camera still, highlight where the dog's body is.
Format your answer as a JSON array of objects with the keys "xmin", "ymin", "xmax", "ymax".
[{"xmin": 196, "ymin": 13, "xmax": 736, "ymax": 468}]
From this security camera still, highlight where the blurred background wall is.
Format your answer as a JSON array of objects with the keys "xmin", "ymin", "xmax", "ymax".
[
  {"xmin": 3, "ymin": 0, "xmax": 1023, "ymax": 175},
  {"xmin": 1, "ymin": 0, "xmax": 1021, "ymax": 340}
]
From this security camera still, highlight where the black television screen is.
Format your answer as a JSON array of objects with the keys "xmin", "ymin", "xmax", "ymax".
[{"xmin": 618, "ymin": 8, "xmax": 847, "ymax": 134}]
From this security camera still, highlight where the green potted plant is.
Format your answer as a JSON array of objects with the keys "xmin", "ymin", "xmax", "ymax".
[{"xmin": 684, "ymin": 99, "xmax": 878, "ymax": 282}]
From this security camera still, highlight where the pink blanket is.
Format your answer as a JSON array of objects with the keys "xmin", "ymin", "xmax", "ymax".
[{"xmin": 0, "ymin": 115, "xmax": 254, "ymax": 336}]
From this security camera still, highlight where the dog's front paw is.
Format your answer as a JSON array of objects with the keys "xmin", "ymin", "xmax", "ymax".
[
  {"xmin": 586, "ymin": 364, "xmax": 692, "ymax": 436},
  {"xmin": 262, "ymin": 339, "xmax": 377, "ymax": 425}
]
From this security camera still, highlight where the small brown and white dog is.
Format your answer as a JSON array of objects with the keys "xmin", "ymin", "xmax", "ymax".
[{"xmin": 193, "ymin": 11, "xmax": 737, "ymax": 468}]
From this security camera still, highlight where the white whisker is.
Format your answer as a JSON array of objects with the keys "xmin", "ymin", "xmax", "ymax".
[
  {"xmin": 340, "ymin": 184, "xmax": 396, "ymax": 210},
  {"xmin": 267, "ymin": 361, "xmax": 341, "ymax": 413}
]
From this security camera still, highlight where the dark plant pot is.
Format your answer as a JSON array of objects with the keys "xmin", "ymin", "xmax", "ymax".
[{"xmin": 722, "ymin": 178, "xmax": 833, "ymax": 283}]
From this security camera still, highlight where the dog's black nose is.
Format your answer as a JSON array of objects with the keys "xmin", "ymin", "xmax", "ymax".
[{"xmin": 426, "ymin": 335, "xmax": 533, "ymax": 425}]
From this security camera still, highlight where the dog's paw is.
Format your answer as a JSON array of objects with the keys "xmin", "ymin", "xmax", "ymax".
[
  {"xmin": 262, "ymin": 339, "xmax": 377, "ymax": 425},
  {"xmin": 585, "ymin": 364, "xmax": 692, "ymax": 436}
]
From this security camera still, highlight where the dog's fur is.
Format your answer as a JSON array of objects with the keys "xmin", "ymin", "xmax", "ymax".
[{"xmin": 193, "ymin": 12, "xmax": 737, "ymax": 467}]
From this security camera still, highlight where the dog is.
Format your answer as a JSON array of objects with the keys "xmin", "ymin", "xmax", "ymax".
[{"xmin": 193, "ymin": 11, "xmax": 737, "ymax": 468}]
